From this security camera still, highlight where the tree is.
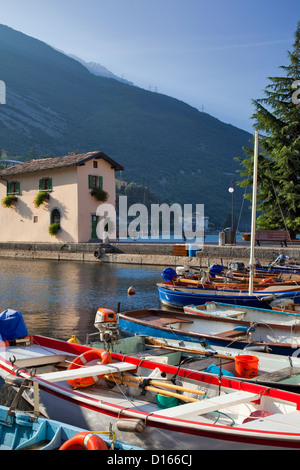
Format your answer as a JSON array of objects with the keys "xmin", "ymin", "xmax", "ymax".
[{"xmin": 238, "ymin": 22, "xmax": 300, "ymax": 238}]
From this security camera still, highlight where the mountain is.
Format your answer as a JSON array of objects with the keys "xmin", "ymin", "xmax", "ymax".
[
  {"xmin": 67, "ymin": 53, "xmax": 134, "ymax": 86},
  {"xmin": 0, "ymin": 24, "xmax": 252, "ymax": 228}
]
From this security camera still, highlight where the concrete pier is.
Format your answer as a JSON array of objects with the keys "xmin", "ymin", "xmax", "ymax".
[{"xmin": 0, "ymin": 241, "xmax": 298, "ymax": 268}]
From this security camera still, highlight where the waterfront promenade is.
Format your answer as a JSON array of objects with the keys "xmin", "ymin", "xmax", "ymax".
[{"xmin": 0, "ymin": 241, "xmax": 299, "ymax": 268}]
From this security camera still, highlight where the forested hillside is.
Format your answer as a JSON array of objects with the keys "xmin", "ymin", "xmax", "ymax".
[{"xmin": 0, "ymin": 24, "xmax": 252, "ymax": 228}]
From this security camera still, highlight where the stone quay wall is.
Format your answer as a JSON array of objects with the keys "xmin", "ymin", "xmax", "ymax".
[{"xmin": 0, "ymin": 241, "xmax": 299, "ymax": 268}]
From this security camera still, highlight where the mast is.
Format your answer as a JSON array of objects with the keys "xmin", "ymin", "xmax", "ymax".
[{"xmin": 249, "ymin": 131, "xmax": 258, "ymax": 295}]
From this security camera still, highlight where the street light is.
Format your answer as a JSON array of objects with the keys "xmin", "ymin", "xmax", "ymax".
[{"xmin": 228, "ymin": 179, "xmax": 234, "ymax": 231}]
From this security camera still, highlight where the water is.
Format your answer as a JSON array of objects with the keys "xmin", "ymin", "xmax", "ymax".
[{"xmin": 0, "ymin": 258, "xmax": 163, "ymax": 342}]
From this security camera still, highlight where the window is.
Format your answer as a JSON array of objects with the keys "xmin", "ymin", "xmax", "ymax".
[
  {"xmin": 93, "ymin": 161, "xmax": 98, "ymax": 168},
  {"xmin": 39, "ymin": 177, "xmax": 52, "ymax": 191},
  {"xmin": 33, "ymin": 216, "xmax": 38, "ymax": 223},
  {"xmin": 50, "ymin": 208, "xmax": 61, "ymax": 225},
  {"xmin": 88, "ymin": 174, "xmax": 103, "ymax": 189},
  {"xmin": 7, "ymin": 181, "xmax": 20, "ymax": 195}
]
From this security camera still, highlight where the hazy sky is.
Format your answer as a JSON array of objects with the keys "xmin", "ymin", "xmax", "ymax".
[{"xmin": 1, "ymin": 0, "xmax": 299, "ymax": 132}]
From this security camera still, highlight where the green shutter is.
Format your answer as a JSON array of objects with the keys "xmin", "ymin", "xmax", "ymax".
[
  {"xmin": 16, "ymin": 182, "xmax": 20, "ymax": 195},
  {"xmin": 99, "ymin": 176, "xmax": 103, "ymax": 189},
  {"xmin": 48, "ymin": 178, "xmax": 52, "ymax": 191},
  {"xmin": 88, "ymin": 175, "xmax": 93, "ymax": 189},
  {"xmin": 7, "ymin": 182, "xmax": 11, "ymax": 195},
  {"xmin": 39, "ymin": 179, "xmax": 43, "ymax": 191}
]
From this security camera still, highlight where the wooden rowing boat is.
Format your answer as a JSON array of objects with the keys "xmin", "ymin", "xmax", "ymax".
[{"xmin": 2, "ymin": 334, "xmax": 300, "ymax": 449}]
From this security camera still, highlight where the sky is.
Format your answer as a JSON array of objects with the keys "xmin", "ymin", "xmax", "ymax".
[{"xmin": 0, "ymin": 0, "xmax": 299, "ymax": 132}]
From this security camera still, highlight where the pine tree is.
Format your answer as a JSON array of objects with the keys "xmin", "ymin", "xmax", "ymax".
[{"xmin": 238, "ymin": 22, "xmax": 300, "ymax": 239}]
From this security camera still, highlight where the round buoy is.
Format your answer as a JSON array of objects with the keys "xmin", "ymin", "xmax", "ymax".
[
  {"xmin": 127, "ymin": 286, "xmax": 135, "ymax": 295},
  {"xmin": 67, "ymin": 335, "xmax": 81, "ymax": 344}
]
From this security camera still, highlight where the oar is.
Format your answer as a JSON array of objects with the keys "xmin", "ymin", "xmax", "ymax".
[
  {"xmin": 145, "ymin": 337, "xmax": 234, "ymax": 361},
  {"xmin": 104, "ymin": 375, "xmax": 202, "ymax": 402},
  {"xmin": 120, "ymin": 374, "xmax": 206, "ymax": 396}
]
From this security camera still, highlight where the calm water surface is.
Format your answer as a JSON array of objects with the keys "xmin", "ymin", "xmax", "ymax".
[{"xmin": 0, "ymin": 259, "xmax": 163, "ymax": 342}]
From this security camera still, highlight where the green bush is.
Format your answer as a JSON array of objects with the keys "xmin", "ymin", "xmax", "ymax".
[
  {"xmin": 2, "ymin": 195, "xmax": 18, "ymax": 208},
  {"xmin": 48, "ymin": 222, "xmax": 61, "ymax": 236},
  {"xmin": 34, "ymin": 191, "xmax": 50, "ymax": 208},
  {"xmin": 90, "ymin": 187, "xmax": 108, "ymax": 202}
]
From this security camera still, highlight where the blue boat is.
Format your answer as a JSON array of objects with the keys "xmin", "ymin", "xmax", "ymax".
[
  {"xmin": 157, "ymin": 283, "xmax": 300, "ymax": 310},
  {"xmin": 0, "ymin": 405, "xmax": 142, "ymax": 450},
  {"xmin": 255, "ymin": 254, "xmax": 300, "ymax": 274},
  {"xmin": 118, "ymin": 305, "xmax": 300, "ymax": 356}
]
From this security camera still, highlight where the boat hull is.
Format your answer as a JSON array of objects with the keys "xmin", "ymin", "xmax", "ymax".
[{"xmin": 19, "ymin": 388, "xmax": 299, "ymax": 450}]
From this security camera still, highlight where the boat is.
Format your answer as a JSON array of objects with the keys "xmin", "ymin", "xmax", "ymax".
[
  {"xmin": 183, "ymin": 300, "xmax": 300, "ymax": 321},
  {"xmin": 144, "ymin": 336, "xmax": 300, "ymax": 393},
  {"xmin": 3, "ymin": 310, "xmax": 300, "ymax": 449},
  {"xmin": 0, "ymin": 404, "xmax": 140, "ymax": 450},
  {"xmin": 86, "ymin": 307, "xmax": 300, "ymax": 394},
  {"xmin": 4, "ymin": 334, "xmax": 300, "ymax": 449},
  {"xmin": 254, "ymin": 254, "xmax": 300, "ymax": 275},
  {"xmin": 118, "ymin": 306, "xmax": 300, "ymax": 356},
  {"xmin": 164, "ymin": 264, "xmax": 300, "ymax": 290},
  {"xmin": 157, "ymin": 281, "xmax": 300, "ymax": 309}
]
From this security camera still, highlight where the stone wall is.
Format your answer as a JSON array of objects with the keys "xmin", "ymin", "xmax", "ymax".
[{"xmin": 0, "ymin": 242, "xmax": 298, "ymax": 267}]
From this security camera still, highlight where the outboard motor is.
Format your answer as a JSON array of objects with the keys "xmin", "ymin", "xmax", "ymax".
[
  {"xmin": 94, "ymin": 308, "xmax": 121, "ymax": 344},
  {"xmin": 270, "ymin": 254, "xmax": 287, "ymax": 267},
  {"xmin": 228, "ymin": 261, "xmax": 245, "ymax": 272}
]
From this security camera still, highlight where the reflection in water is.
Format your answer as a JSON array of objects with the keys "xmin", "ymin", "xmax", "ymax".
[{"xmin": 0, "ymin": 259, "xmax": 162, "ymax": 341}]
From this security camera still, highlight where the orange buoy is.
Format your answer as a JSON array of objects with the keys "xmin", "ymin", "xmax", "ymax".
[
  {"xmin": 59, "ymin": 432, "xmax": 108, "ymax": 450},
  {"xmin": 127, "ymin": 286, "xmax": 136, "ymax": 295},
  {"xmin": 67, "ymin": 349, "xmax": 112, "ymax": 389},
  {"xmin": 259, "ymin": 277, "xmax": 276, "ymax": 284}
]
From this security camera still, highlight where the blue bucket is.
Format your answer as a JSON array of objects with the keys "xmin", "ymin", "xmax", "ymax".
[{"xmin": 188, "ymin": 245, "xmax": 198, "ymax": 257}]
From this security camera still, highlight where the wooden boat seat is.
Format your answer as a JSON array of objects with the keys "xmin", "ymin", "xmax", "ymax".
[
  {"xmin": 156, "ymin": 391, "xmax": 261, "ymax": 419},
  {"xmin": 255, "ymin": 366, "xmax": 300, "ymax": 383},
  {"xmin": 141, "ymin": 316, "xmax": 194, "ymax": 328},
  {"xmin": 217, "ymin": 329, "xmax": 248, "ymax": 339},
  {"xmin": 216, "ymin": 309, "xmax": 245, "ymax": 318},
  {"xmin": 38, "ymin": 361, "xmax": 137, "ymax": 383}
]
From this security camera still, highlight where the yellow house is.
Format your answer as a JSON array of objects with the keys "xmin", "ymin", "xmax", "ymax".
[{"xmin": 0, "ymin": 150, "xmax": 123, "ymax": 243}]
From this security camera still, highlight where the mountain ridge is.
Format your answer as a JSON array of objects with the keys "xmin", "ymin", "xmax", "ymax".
[{"xmin": 67, "ymin": 53, "xmax": 134, "ymax": 86}]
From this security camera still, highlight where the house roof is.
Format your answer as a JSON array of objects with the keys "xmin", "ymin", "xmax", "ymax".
[{"xmin": 0, "ymin": 151, "xmax": 124, "ymax": 176}]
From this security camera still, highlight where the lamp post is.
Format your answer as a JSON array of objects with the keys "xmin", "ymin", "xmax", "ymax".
[{"xmin": 228, "ymin": 180, "xmax": 235, "ymax": 243}]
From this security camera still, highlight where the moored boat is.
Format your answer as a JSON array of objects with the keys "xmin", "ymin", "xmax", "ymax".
[
  {"xmin": 119, "ymin": 306, "xmax": 300, "ymax": 356},
  {"xmin": 3, "ymin": 333, "xmax": 300, "ymax": 449},
  {"xmin": 0, "ymin": 404, "xmax": 140, "ymax": 450},
  {"xmin": 157, "ymin": 281, "xmax": 300, "ymax": 309},
  {"xmin": 144, "ymin": 336, "xmax": 300, "ymax": 393},
  {"xmin": 86, "ymin": 307, "xmax": 300, "ymax": 393}
]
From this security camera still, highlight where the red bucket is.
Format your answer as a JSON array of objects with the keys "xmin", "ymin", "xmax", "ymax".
[{"xmin": 234, "ymin": 355, "xmax": 259, "ymax": 378}]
